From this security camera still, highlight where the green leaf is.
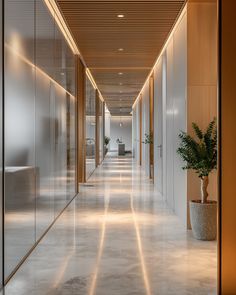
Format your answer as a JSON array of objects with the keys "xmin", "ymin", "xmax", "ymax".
[{"xmin": 177, "ymin": 119, "xmax": 217, "ymax": 178}]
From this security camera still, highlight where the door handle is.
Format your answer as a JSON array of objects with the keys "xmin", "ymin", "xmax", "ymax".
[{"xmin": 157, "ymin": 144, "xmax": 162, "ymax": 158}]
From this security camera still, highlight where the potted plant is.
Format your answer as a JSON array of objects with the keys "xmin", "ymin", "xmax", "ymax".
[
  {"xmin": 177, "ymin": 119, "xmax": 217, "ymax": 240},
  {"xmin": 104, "ymin": 136, "xmax": 110, "ymax": 155},
  {"xmin": 142, "ymin": 133, "xmax": 154, "ymax": 178},
  {"xmin": 142, "ymin": 133, "xmax": 153, "ymax": 144}
]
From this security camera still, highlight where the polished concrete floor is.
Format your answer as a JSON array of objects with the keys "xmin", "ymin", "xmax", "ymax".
[{"xmin": 3, "ymin": 154, "xmax": 217, "ymax": 295}]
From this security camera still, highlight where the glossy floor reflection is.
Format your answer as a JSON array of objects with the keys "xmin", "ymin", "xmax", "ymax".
[{"xmin": 3, "ymin": 153, "xmax": 217, "ymax": 295}]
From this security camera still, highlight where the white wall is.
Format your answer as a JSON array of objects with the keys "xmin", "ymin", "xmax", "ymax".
[
  {"xmin": 154, "ymin": 57, "xmax": 164, "ymax": 195},
  {"xmin": 132, "ymin": 99, "xmax": 141, "ymax": 163},
  {"xmin": 166, "ymin": 37, "xmax": 175, "ymax": 210},
  {"xmin": 141, "ymin": 83, "xmax": 150, "ymax": 176},
  {"xmin": 132, "ymin": 108, "xmax": 136, "ymax": 157},
  {"xmin": 132, "ymin": 10, "xmax": 188, "ymax": 227},
  {"xmin": 171, "ymin": 13, "xmax": 187, "ymax": 226},
  {"xmin": 162, "ymin": 11, "xmax": 187, "ymax": 226},
  {"xmin": 110, "ymin": 116, "xmax": 132, "ymax": 151}
]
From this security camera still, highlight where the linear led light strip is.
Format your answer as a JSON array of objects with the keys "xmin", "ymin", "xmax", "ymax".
[
  {"xmin": 44, "ymin": 0, "xmax": 105, "ymax": 102},
  {"xmin": 43, "ymin": 0, "xmax": 79, "ymax": 55},
  {"xmin": 86, "ymin": 69, "xmax": 104, "ymax": 102},
  {"xmin": 5, "ymin": 43, "xmax": 75, "ymax": 98},
  {"xmin": 132, "ymin": 4, "xmax": 187, "ymax": 109}
]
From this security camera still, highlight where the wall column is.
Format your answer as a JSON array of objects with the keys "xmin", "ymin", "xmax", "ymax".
[
  {"xmin": 95, "ymin": 90, "xmax": 100, "ymax": 167},
  {"xmin": 139, "ymin": 95, "xmax": 142, "ymax": 166},
  {"xmin": 186, "ymin": 0, "xmax": 218, "ymax": 228},
  {"xmin": 76, "ymin": 56, "xmax": 86, "ymax": 185},
  {"xmin": 220, "ymin": 0, "xmax": 236, "ymax": 293},
  {"xmin": 149, "ymin": 75, "xmax": 154, "ymax": 180}
]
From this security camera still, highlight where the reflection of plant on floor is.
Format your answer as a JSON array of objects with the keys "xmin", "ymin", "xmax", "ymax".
[
  {"xmin": 177, "ymin": 118, "xmax": 217, "ymax": 203},
  {"xmin": 143, "ymin": 133, "xmax": 153, "ymax": 144}
]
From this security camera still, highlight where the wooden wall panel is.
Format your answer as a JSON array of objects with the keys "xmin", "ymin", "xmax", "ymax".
[
  {"xmin": 76, "ymin": 56, "xmax": 86, "ymax": 184},
  {"xmin": 186, "ymin": 0, "xmax": 218, "ymax": 228},
  {"xmin": 95, "ymin": 90, "xmax": 100, "ymax": 167},
  {"xmin": 220, "ymin": 0, "xmax": 236, "ymax": 293},
  {"xmin": 102, "ymin": 101, "xmax": 105, "ymax": 162},
  {"xmin": 139, "ymin": 95, "xmax": 142, "ymax": 166},
  {"xmin": 149, "ymin": 75, "xmax": 154, "ymax": 180}
]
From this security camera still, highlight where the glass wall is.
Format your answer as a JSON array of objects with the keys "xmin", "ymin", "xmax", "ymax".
[
  {"xmin": 85, "ymin": 75, "xmax": 96, "ymax": 179},
  {"xmin": 4, "ymin": 0, "xmax": 76, "ymax": 279}
]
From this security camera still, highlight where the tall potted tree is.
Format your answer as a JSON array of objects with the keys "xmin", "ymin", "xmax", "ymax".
[{"xmin": 177, "ymin": 119, "xmax": 217, "ymax": 240}]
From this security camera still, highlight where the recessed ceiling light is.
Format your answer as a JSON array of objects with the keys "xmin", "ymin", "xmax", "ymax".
[
  {"xmin": 120, "ymin": 91, "xmax": 123, "ymax": 93},
  {"xmin": 119, "ymin": 83, "xmax": 123, "ymax": 85},
  {"xmin": 61, "ymin": 72, "xmax": 65, "ymax": 76},
  {"xmin": 118, "ymin": 48, "xmax": 124, "ymax": 51},
  {"xmin": 117, "ymin": 14, "xmax": 124, "ymax": 18},
  {"xmin": 118, "ymin": 72, "xmax": 123, "ymax": 75}
]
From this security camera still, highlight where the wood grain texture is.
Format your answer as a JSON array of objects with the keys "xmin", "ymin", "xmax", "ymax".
[
  {"xmin": 149, "ymin": 75, "xmax": 154, "ymax": 180},
  {"xmin": 57, "ymin": 0, "xmax": 185, "ymax": 115},
  {"xmin": 221, "ymin": 0, "xmax": 236, "ymax": 293},
  {"xmin": 95, "ymin": 90, "xmax": 100, "ymax": 167},
  {"xmin": 76, "ymin": 56, "xmax": 86, "ymax": 183},
  {"xmin": 186, "ymin": 1, "xmax": 218, "ymax": 229},
  {"xmin": 139, "ymin": 95, "xmax": 142, "ymax": 166}
]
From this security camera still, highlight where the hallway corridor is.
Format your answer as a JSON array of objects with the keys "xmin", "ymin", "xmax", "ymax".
[{"xmin": 3, "ymin": 154, "xmax": 217, "ymax": 295}]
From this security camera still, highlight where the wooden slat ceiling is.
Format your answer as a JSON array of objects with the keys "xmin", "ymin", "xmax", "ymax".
[{"xmin": 57, "ymin": 0, "xmax": 185, "ymax": 115}]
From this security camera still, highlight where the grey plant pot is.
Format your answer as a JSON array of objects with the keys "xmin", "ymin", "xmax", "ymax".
[{"xmin": 189, "ymin": 200, "xmax": 217, "ymax": 241}]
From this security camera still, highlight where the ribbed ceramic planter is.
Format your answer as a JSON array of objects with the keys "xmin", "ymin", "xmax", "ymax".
[{"xmin": 189, "ymin": 200, "xmax": 217, "ymax": 241}]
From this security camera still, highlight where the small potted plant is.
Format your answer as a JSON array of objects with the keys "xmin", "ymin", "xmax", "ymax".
[
  {"xmin": 177, "ymin": 118, "xmax": 217, "ymax": 240},
  {"xmin": 142, "ymin": 133, "xmax": 153, "ymax": 144},
  {"xmin": 104, "ymin": 136, "xmax": 110, "ymax": 155},
  {"xmin": 142, "ymin": 133, "xmax": 154, "ymax": 178}
]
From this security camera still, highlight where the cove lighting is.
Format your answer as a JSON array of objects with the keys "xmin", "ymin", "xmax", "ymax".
[
  {"xmin": 85, "ymin": 69, "xmax": 104, "ymax": 102},
  {"xmin": 5, "ymin": 43, "xmax": 75, "ymax": 98},
  {"xmin": 43, "ymin": 0, "xmax": 79, "ymax": 55},
  {"xmin": 43, "ymin": 0, "xmax": 105, "ymax": 103}
]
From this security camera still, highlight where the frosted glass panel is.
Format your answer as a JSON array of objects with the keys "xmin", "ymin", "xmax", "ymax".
[
  {"xmin": 35, "ymin": 0, "xmax": 55, "ymax": 239},
  {"xmin": 4, "ymin": 0, "xmax": 35, "ymax": 278},
  {"xmin": 54, "ymin": 23, "xmax": 75, "ymax": 96},
  {"xmin": 4, "ymin": 0, "xmax": 76, "ymax": 280},
  {"xmin": 53, "ymin": 85, "xmax": 68, "ymax": 215},
  {"xmin": 86, "ymin": 76, "xmax": 96, "ymax": 179},
  {"xmin": 35, "ymin": 73, "xmax": 54, "ymax": 238},
  {"xmin": 67, "ymin": 94, "xmax": 76, "ymax": 196}
]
